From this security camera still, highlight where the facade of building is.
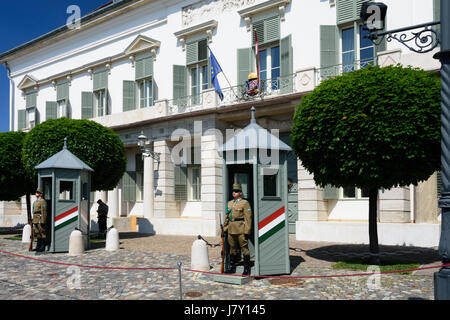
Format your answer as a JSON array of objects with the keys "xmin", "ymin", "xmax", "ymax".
[{"xmin": 0, "ymin": 0, "xmax": 443, "ymax": 247}]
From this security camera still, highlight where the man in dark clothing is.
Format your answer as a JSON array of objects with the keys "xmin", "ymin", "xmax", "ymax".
[{"xmin": 97, "ymin": 199, "xmax": 108, "ymax": 235}]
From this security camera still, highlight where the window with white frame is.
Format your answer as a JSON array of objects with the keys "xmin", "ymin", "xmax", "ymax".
[
  {"xmin": 342, "ymin": 187, "xmax": 370, "ymax": 199},
  {"xmin": 138, "ymin": 78, "xmax": 153, "ymax": 108},
  {"xmin": 57, "ymin": 99, "xmax": 67, "ymax": 118},
  {"xmin": 186, "ymin": 38, "xmax": 209, "ymax": 105},
  {"xmin": 94, "ymin": 89, "xmax": 107, "ymax": 117},
  {"xmin": 341, "ymin": 24, "xmax": 375, "ymax": 72}
]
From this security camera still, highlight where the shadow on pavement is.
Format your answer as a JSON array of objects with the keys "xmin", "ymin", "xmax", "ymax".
[{"xmin": 304, "ymin": 244, "xmax": 440, "ymax": 265}]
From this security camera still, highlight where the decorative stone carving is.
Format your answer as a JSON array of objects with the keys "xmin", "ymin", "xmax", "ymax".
[{"xmin": 182, "ymin": 0, "xmax": 255, "ymax": 27}]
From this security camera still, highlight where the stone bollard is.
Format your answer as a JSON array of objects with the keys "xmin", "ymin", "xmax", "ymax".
[
  {"xmin": 68, "ymin": 229, "xmax": 85, "ymax": 256},
  {"xmin": 105, "ymin": 227, "xmax": 119, "ymax": 251},
  {"xmin": 22, "ymin": 224, "xmax": 32, "ymax": 244},
  {"xmin": 191, "ymin": 237, "xmax": 210, "ymax": 272}
]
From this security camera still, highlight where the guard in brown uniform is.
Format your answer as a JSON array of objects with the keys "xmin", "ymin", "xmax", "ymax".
[
  {"xmin": 224, "ymin": 184, "xmax": 252, "ymax": 275},
  {"xmin": 32, "ymin": 188, "xmax": 48, "ymax": 255}
]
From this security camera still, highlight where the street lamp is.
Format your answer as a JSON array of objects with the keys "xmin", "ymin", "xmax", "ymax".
[
  {"xmin": 361, "ymin": 1, "xmax": 450, "ymax": 300},
  {"xmin": 361, "ymin": 2, "xmax": 440, "ymax": 53},
  {"xmin": 138, "ymin": 131, "xmax": 160, "ymax": 161}
]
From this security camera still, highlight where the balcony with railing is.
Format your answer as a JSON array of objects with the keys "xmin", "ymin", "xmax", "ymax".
[
  {"xmin": 315, "ymin": 58, "xmax": 377, "ymax": 84},
  {"xmin": 95, "ymin": 50, "xmax": 417, "ymax": 129}
]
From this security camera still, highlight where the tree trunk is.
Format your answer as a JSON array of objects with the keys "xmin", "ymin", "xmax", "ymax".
[
  {"xmin": 26, "ymin": 193, "xmax": 31, "ymax": 224},
  {"xmin": 368, "ymin": 188, "xmax": 381, "ymax": 265}
]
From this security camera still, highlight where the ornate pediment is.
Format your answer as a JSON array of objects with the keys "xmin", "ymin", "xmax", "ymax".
[
  {"xmin": 18, "ymin": 74, "xmax": 38, "ymax": 91},
  {"xmin": 124, "ymin": 35, "xmax": 161, "ymax": 59}
]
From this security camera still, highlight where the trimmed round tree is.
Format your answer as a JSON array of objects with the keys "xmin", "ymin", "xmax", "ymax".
[
  {"xmin": 0, "ymin": 131, "xmax": 35, "ymax": 223},
  {"xmin": 22, "ymin": 118, "xmax": 127, "ymax": 192},
  {"xmin": 291, "ymin": 65, "xmax": 441, "ymax": 264}
]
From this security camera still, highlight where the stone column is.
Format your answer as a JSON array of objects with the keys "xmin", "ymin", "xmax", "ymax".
[
  {"xmin": 297, "ymin": 160, "xmax": 328, "ymax": 221},
  {"xmin": 154, "ymin": 140, "xmax": 178, "ymax": 218},
  {"xmin": 201, "ymin": 133, "xmax": 223, "ymax": 233},
  {"xmin": 415, "ymin": 173, "xmax": 439, "ymax": 223},
  {"xmin": 378, "ymin": 187, "xmax": 411, "ymax": 223},
  {"xmin": 143, "ymin": 153, "xmax": 155, "ymax": 218},
  {"xmin": 107, "ymin": 187, "xmax": 119, "ymax": 228}
]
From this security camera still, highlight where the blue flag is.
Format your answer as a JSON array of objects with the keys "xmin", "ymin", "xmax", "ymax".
[{"xmin": 209, "ymin": 48, "xmax": 224, "ymax": 101}]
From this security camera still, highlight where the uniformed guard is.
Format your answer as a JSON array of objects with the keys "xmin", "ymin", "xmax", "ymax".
[
  {"xmin": 32, "ymin": 188, "xmax": 48, "ymax": 255},
  {"xmin": 223, "ymin": 184, "xmax": 253, "ymax": 275}
]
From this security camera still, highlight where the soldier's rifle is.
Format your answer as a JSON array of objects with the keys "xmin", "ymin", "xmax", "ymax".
[
  {"xmin": 219, "ymin": 212, "xmax": 225, "ymax": 274},
  {"xmin": 28, "ymin": 220, "xmax": 33, "ymax": 252}
]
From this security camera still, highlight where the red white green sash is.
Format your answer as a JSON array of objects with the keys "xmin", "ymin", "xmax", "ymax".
[
  {"xmin": 258, "ymin": 206, "xmax": 286, "ymax": 244},
  {"xmin": 55, "ymin": 207, "xmax": 78, "ymax": 231}
]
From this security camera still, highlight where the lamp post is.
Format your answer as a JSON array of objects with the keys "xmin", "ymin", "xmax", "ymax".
[
  {"xmin": 361, "ymin": 1, "xmax": 449, "ymax": 299},
  {"xmin": 138, "ymin": 131, "xmax": 160, "ymax": 219}
]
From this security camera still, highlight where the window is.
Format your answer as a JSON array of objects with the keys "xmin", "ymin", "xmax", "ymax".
[
  {"xmin": 259, "ymin": 45, "xmax": 281, "ymax": 91},
  {"xmin": 341, "ymin": 25, "xmax": 375, "ymax": 71},
  {"xmin": 138, "ymin": 78, "xmax": 153, "ymax": 108},
  {"xmin": 342, "ymin": 187, "xmax": 369, "ymax": 199},
  {"xmin": 188, "ymin": 166, "xmax": 201, "ymax": 201},
  {"xmin": 135, "ymin": 154, "xmax": 144, "ymax": 202},
  {"xmin": 59, "ymin": 181, "xmax": 74, "ymax": 201},
  {"xmin": 190, "ymin": 64, "xmax": 209, "ymax": 105},
  {"xmin": 262, "ymin": 167, "xmax": 279, "ymax": 198},
  {"xmin": 57, "ymin": 99, "xmax": 67, "ymax": 118},
  {"xmin": 94, "ymin": 89, "xmax": 107, "ymax": 117},
  {"xmin": 26, "ymin": 108, "xmax": 36, "ymax": 129}
]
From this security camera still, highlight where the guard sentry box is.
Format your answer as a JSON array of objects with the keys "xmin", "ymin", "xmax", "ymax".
[
  {"xmin": 219, "ymin": 107, "xmax": 291, "ymax": 277},
  {"xmin": 35, "ymin": 140, "xmax": 93, "ymax": 253}
]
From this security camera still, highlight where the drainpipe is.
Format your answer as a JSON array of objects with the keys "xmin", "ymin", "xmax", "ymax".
[{"xmin": 4, "ymin": 62, "xmax": 14, "ymax": 132}]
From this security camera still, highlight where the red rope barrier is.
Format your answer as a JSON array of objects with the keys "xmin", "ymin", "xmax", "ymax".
[
  {"xmin": 0, "ymin": 249, "xmax": 174, "ymax": 271},
  {"xmin": 1, "ymin": 249, "xmax": 449, "ymax": 279}
]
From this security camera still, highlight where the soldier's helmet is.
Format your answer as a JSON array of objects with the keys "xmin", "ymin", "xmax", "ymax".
[
  {"xmin": 232, "ymin": 184, "xmax": 242, "ymax": 192},
  {"xmin": 36, "ymin": 188, "xmax": 43, "ymax": 194}
]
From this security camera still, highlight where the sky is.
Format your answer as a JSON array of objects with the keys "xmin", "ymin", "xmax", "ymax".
[{"xmin": 0, "ymin": 0, "xmax": 109, "ymax": 132}]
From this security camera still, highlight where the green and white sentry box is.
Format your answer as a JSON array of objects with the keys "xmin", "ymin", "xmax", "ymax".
[
  {"xmin": 219, "ymin": 107, "xmax": 292, "ymax": 277},
  {"xmin": 35, "ymin": 139, "xmax": 94, "ymax": 253}
]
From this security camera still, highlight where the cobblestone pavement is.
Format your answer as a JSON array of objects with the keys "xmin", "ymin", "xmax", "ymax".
[{"xmin": 0, "ymin": 232, "xmax": 441, "ymax": 300}]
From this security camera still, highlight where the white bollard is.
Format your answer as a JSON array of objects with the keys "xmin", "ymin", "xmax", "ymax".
[
  {"xmin": 68, "ymin": 230, "xmax": 85, "ymax": 256},
  {"xmin": 22, "ymin": 224, "xmax": 32, "ymax": 244},
  {"xmin": 105, "ymin": 227, "xmax": 120, "ymax": 251},
  {"xmin": 191, "ymin": 238, "xmax": 210, "ymax": 272}
]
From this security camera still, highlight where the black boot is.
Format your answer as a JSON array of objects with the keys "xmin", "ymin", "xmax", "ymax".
[
  {"xmin": 35, "ymin": 239, "xmax": 43, "ymax": 255},
  {"xmin": 224, "ymin": 254, "xmax": 236, "ymax": 274},
  {"xmin": 243, "ymin": 255, "xmax": 251, "ymax": 276}
]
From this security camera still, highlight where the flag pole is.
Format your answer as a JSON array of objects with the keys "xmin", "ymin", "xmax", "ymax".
[{"xmin": 208, "ymin": 46, "xmax": 239, "ymax": 100}]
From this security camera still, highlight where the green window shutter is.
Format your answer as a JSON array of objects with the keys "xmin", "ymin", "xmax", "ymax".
[
  {"xmin": 237, "ymin": 48, "xmax": 252, "ymax": 86},
  {"xmin": 135, "ymin": 53, "xmax": 154, "ymax": 80},
  {"xmin": 18, "ymin": 110, "xmax": 26, "ymax": 131},
  {"xmin": 280, "ymin": 34, "xmax": 293, "ymax": 94},
  {"xmin": 320, "ymin": 25, "xmax": 339, "ymax": 69},
  {"xmin": 152, "ymin": 79, "xmax": 158, "ymax": 102},
  {"xmin": 81, "ymin": 92, "xmax": 94, "ymax": 119},
  {"xmin": 123, "ymin": 81, "xmax": 136, "ymax": 112},
  {"xmin": 434, "ymin": 0, "xmax": 441, "ymax": 42},
  {"xmin": 186, "ymin": 41, "xmax": 199, "ymax": 65},
  {"xmin": 93, "ymin": 70, "xmax": 108, "ymax": 91},
  {"xmin": 252, "ymin": 20, "xmax": 265, "ymax": 46},
  {"xmin": 337, "ymin": 0, "xmax": 368, "ymax": 25},
  {"xmin": 122, "ymin": 171, "xmax": 137, "ymax": 202},
  {"xmin": 374, "ymin": 18, "xmax": 387, "ymax": 54},
  {"xmin": 264, "ymin": 16, "xmax": 280, "ymax": 44},
  {"xmin": 323, "ymin": 185, "xmax": 340, "ymax": 200},
  {"xmin": 174, "ymin": 166, "xmax": 187, "ymax": 201},
  {"xmin": 56, "ymin": 81, "xmax": 69, "ymax": 101},
  {"xmin": 46, "ymin": 101, "xmax": 57, "ymax": 120},
  {"xmin": 26, "ymin": 92, "xmax": 37, "ymax": 108},
  {"xmin": 186, "ymin": 39, "xmax": 207, "ymax": 65},
  {"xmin": 173, "ymin": 65, "xmax": 187, "ymax": 100},
  {"xmin": 337, "ymin": 0, "xmax": 355, "ymax": 25},
  {"xmin": 34, "ymin": 109, "xmax": 40, "ymax": 126}
]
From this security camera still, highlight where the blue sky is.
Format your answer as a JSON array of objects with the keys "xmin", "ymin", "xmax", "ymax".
[{"xmin": 0, "ymin": 0, "xmax": 108, "ymax": 132}]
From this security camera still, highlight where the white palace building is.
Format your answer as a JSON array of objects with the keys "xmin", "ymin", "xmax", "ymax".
[{"xmin": 0, "ymin": 0, "xmax": 443, "ymax": 247}]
